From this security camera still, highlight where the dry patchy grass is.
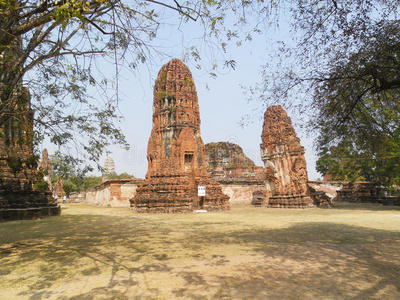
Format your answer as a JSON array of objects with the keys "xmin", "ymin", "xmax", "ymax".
[{"xmin": 1, "ymin": 203, "xmax": 400, "ymax": 299}]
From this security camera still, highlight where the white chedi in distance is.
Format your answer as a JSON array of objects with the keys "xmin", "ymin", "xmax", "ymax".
[{"xmin": 103, "ymin": 155, "xmax": 116, "ymax": 175}]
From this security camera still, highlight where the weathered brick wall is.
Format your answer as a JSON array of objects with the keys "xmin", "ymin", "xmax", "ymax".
[
  {"xmin": 215, "ymin": 178, "xmax": 265, "ymax": 205},
  {"xmin": 308, "ymin": 181, "xmax": 400, "ymax": 206},
  {"xmin": 85, "ymin": 179, "xmax": 144, "ymax": 207},
  {"xmin": 308, "ymin": 181, "xmax": 343, "ymax": 200},
  {"xmin": 81, "ymin": 179, "xmax": 397, "ymax": 208},
  {"xmin": 69, "ymin": 192, "xmax": 86, "ymax": 203},
  {"xmin": 333, "ymin": 181, "xmax": 387, "ymax": 203}
]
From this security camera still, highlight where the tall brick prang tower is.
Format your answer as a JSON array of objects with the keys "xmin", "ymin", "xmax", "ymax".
[
  {"xmin": 0, "ymin": 37, "xmax": 60, "ymax": 221},
  {"xmin": 260, "ymin": 105, "xmax": 314, "ymax": 208},
  {"xmin": 130, "ymin": 59, "xmax": 229, "ymax": 212},
  {"xmin": 0, "ymin": 88, "xmax": 60, "ymax": 220}
]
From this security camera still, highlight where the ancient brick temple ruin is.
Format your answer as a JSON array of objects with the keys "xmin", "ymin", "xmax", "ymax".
[
  {"xmin": 0, "ymin": 89, "xmax": 60, "ymax": 221},
  {"xmin": 260, "ymin": 105, "xmax": 314, "ymax": 208},
  {"xmin": 130, "ymin": 59, "xmax": 229, "ymax": 212},
  {"xmin": 0, "ymin": 35, "xmax": 60, "ymax": 220},
  {"xmin": 205, "ymin": 142, "xmax": 265, "ymax": 179}
]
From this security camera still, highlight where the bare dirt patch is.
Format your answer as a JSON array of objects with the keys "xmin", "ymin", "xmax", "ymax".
[{"xmin": 1, "ymin": 203, "xmax": 400, "ymax": 299}]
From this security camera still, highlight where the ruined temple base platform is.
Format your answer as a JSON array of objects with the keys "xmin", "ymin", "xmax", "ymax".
[
  {"xmin": 0, "ymin": 190, "xmax": 60, "ymax": 221},
  {"xmin": 130, "ymin": 174, "xmax": 230, "ymax": 213},
  {"xmin": 267, "ymin": 195, "xmax": 314, "ymax": 209},
  {"xmin": 0, "ymin": 206, "xmax": 60, "ymax": 221}
]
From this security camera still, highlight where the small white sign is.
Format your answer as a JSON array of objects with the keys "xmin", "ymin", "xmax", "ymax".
[{"xmin": 198, "ymin": 185, "xmax": 206, "ymax": 197}]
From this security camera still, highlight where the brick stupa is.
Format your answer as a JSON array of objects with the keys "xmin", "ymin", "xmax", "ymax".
[
  {"xmin": 260, "ymin": 105, "xmax": 313, "ymax": 208},
  {"xmin": 130, "ymin": 59, "xmax": 230, "ymax": 212}
]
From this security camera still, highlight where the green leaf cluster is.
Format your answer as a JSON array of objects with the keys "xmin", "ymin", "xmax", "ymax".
[
  {"xmin": 52, "ymin": 0, "xmax": 91, "ymax": 28},
  {"xmin": 6, "ymin": 156, "xmax": 22, "ymax": 176},
  {"xmin": 34, "ymin": 180, "xmax": 49, "ymax": 191}
]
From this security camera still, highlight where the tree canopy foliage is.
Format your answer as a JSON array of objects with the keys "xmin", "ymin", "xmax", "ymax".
[
  {"xmin": 249, "ymin": 0, "xmax": 400, "ymax": 184},
  {"xmin": 313, "ymin": 20, "xmax": 400, "ymax": 148},
  {"xmin": 0, "ymin": 0, "xmax": 270, "ymax": 170},
  {"xmin": 313, "ymin": 18, "xmax": 400, "ymax": 184}
]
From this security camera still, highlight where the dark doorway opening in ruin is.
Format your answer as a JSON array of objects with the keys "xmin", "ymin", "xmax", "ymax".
[
  {"xmin": 185, "ymin": 153, "xmax": 193, "ymax": 164},
  {"xmin": 184, "ymin": 152, "xmax": 194, "ymax": 172}
]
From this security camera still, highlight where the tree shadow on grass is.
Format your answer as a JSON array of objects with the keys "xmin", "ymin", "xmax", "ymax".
[
  {"xmin": 176, "ymin": 222, "xmax": 400, "ymax": 299},
  {"xmin": 0, "ymin": 213, "xmax": 175, "ymax": 299},
  {"xmin": 1, "ymin": 212, "xmax": 400, "ymax": 299}
]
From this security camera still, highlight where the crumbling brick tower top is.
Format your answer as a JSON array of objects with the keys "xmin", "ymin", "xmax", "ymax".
[
  {"xmin": 131, "ymin": 59, "xmax": 229, "ymax": 212},
  {"xmin": 260, "ymin": 105, "xmax": 313, "ymax": 208}
]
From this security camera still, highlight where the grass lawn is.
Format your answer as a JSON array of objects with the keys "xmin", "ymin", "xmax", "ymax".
[{"xmin": 1, "ymin": 203, "xmax": 400, "ymax": 299}]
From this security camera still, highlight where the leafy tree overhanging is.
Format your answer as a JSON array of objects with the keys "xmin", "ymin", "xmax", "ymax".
[
  {"xmin": 0, "ymin": 0, "xmax": 269, "ymax": 170},
  {"xmin": 248, "ymin": 0, "xmax": 400, "ymax": 184}
]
